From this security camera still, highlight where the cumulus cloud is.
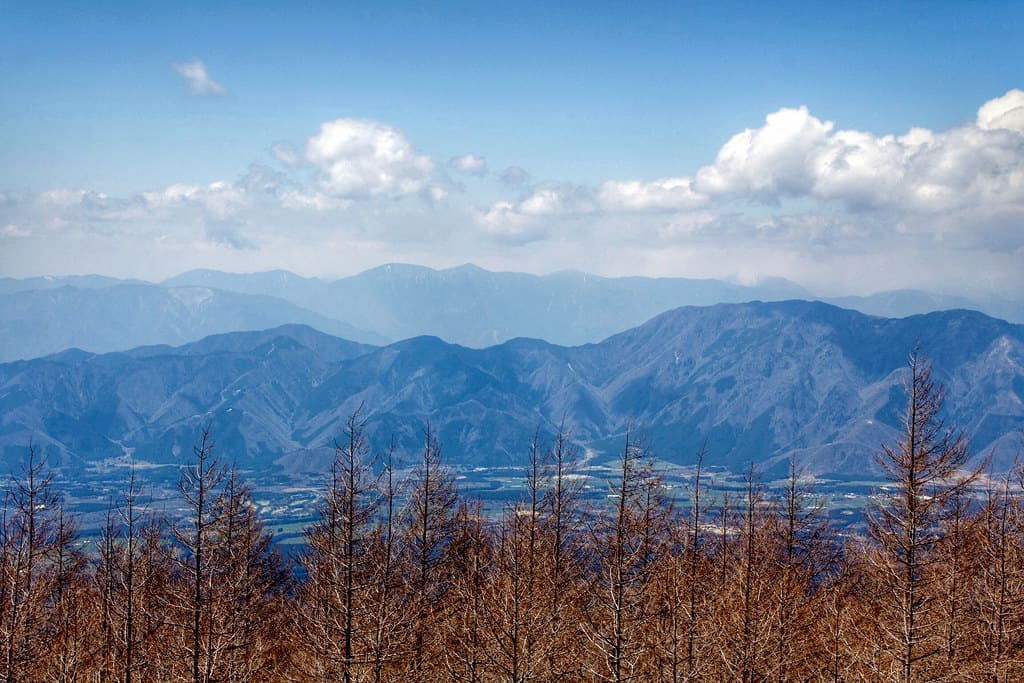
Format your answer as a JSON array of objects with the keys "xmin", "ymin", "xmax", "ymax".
[
  {"xmin": 39, "ymin": 188, "xmax": 92, "ymax": 207},
  {"xmin": 234, "ymin": 164, "xmax": 354, "ymax": 212},
  {"xmin": 519, "ymin": 185, "xmax": 593, "ymax": 216},
  {"xmin": 32, "ymin": 188, "xmax": 140, "ymax": 223},
  {"xmin": 21, "ymin": 181, "xmax": 252, "ymax": 236},
  {"xmin": 473, "ymin": 184, "xmax": 594, "ymax": 243},
  {"xmin": 172, "ymin": 60, "xmax": 226, "ymax": 95},
  {"xmin": 140, "ymin": 181, "xmax": 247, "ymax": 218},
  {"xmin": 304, "ymin": 118, "xmax": 446, "ymax": 200},
  {"xmin": 474, "ymin": 201, "xmax": 544, "ymax": 243},
  {"xmin": 694, "ymin": 106, "xmax": 832, "ymax": 198},
  {"xmin": 597, "ymin": 176, "xmax": 707, "ymax": 212},
  {"xmin": 484, "ymin": 183, "xmax": 593, "ymax": 218},
  {"xmin": 463, "ymin": 89, "xmax": 1023, "ymax": 294},
  {"xmin": 483, "ymin": 174, "xmax": 707, "ymax": 219},
  {"xmin": 7, "ymin": 93, "xmax": 1022, "ymax": 299},
  {"xmin": 279, "ymin": 188, "xmax": 352, "ymax": 212},
  {"xmin": 692, "ymin": 91, "xmax": 1024, "ymax": 217},
  {"xmin": 449, "ymin": 153, "xmax": 487, "ymax": 176},
  {"xmin": 17, "ymin": 160, "xmax": 366, "ymax": 250},
  {"xmin": 977, "ymin": 88, "xmax": 1024, "ymax": 132}
]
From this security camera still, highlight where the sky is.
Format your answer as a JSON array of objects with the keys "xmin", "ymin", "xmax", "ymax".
[{"xmin": 1, "ymin": 1, "xmax": 1022, "ymax": 297}]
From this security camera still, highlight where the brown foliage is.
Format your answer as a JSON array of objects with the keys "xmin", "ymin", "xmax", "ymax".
[{"xmin": 8, "ymin": 350, "xmax": 1024, "ymax": 682}]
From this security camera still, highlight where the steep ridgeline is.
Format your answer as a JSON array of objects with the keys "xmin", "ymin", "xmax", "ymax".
[{"xmin": 1, "ymin": 302, "xmax": 1021, "ymax": 479}]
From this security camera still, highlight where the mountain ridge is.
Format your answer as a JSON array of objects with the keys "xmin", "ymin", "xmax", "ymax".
[
  {"xmin": 2, "ymin": 302, "xmax": 1021, "ymax": 482},
  {"xmin": 0, "ymin": 283, "xmax": 387, "ymax": 361},
  {"xmin": 4, "ymin": 265, "xmax": 1021, "ymax": 362}
]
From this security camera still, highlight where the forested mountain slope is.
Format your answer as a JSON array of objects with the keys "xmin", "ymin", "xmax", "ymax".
[{"xmin": 1, "ymin": 301, "xmax": 1021, "ymax": 477}]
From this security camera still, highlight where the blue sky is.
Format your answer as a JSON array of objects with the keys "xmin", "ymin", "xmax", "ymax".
[{"xmin": 1, "ymin": 1, "xmax": 1022, "ymax": 296}]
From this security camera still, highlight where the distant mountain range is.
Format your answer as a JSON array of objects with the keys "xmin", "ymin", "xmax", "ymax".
[
  {"xmin": 1, "ymin": 264, "xmax": 1020, "ymax": 362},
  {"xmin": 161, "ymin": 264, "xmax": 813, "ymax": 348},
  {"xmin": 2, "ymin": 302, "xmax": 1021, "ymax": 480},
  {"xmin": 0, "ymin": 284, "xmax": 387, "ymax": 362}
]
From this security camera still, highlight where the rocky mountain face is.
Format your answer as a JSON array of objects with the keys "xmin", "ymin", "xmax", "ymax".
[{"xmin": 1, "ymin": 302, "xmax": 1021, "ymax": 480}]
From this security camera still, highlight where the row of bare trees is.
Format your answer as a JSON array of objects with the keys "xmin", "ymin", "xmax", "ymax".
[{"xmin": 1, "ymin": 351, "xmax": 1022, "ymax": 682}]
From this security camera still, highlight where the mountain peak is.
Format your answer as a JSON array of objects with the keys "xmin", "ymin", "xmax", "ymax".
[{"xmin": 3, "ymin": 299, "xmax": 1020, "ymax": 478}]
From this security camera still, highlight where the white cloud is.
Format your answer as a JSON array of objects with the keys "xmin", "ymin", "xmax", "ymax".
[
  {"xmin": 694, "ymin": 106, "xmax": 834, "ymax": 198},
  {"xmin": 475, "ymin": 200, "xmax": 517, "ymax": 225},
  {"xmin": 474, "ymin": 200, "xmax": 542, "ymax": 242},
  {"xmin": 482, "ymin": 174, "xmax": 707, "ymax": 220},
  {"xmin": 279, "ymin": 188, "xmax": 352, "ymax": 212},
  {"xmin": 234, "ymin": 164, "xmax": 355, "ymax": 212},
  {"xmin": 597, "ymin": 176, "xmax": 707, "ymax": 212},
  {"xmin": 471, "ymin": 184, "xmax": 597, "ymax": 245},
  {"xmin": 304, "ymin": 118, "xmax": 446, "ymax": 200},
  {"xmin": 39, "ymin": 188, "xmax": 91, "ymax": 207},
  {"xmin": 33, "ymin": 188, "xmax": 146, "ymax": 223},
  {"xmin": 449, "ymin": 153, "xmax": 487, "ymax": 175},
  {"xmin": 141, "ymin": 181, "xmax": 247, "ymax": 218},
  {"xmin": 172, "ymin": 60, "xmax": 226, "ymax": 96},
  {"xmin": 17, "ymin": 181, "xmax": 251, "ymax": 236},
  {"xmin": 977, "ymin": 88, "xmax": 1024, "ymax": 133},
  {"xmin": 692, "ymin": 93, "xmax": 1024, "ymax": 218},
  {"xmin": 478, "ymin": 183, "xmax": 592, "ymax": 220},
  {"xmin": 271, "ymin": 143, "xmax": 304, "ymax": 167},
  {"xmin": 518, "ymin": 187, "xmax": 579, "ymax": 216},
  {"xmin": 6, "ymin": 94, "xmax": 1022, "ymax": 300}
]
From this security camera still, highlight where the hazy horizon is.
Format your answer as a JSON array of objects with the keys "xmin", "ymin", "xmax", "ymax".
[
  {"xmin": 2, "ymin": 262, "xmax": 1015, "ymax": 303},
  {"xmin": 2, "ymin": 3, "xmax": 1022, "ymax": 298}
]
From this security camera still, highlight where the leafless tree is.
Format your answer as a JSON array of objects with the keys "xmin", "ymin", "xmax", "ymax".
[
  {"xmin": 867, "ymin": 349, "xmax": 978, "ymax": 681},
  {"xmin": 168, "ymin": 428, "xmax": 228, "ymax": 683},
  {"xmin": 0, "ymin": 444, "xmax": 81, "ymax": 683},
  {"xmin": 647, "ymin": 444, "xmax": 713, "ymax": 682},
  {"xmin": 94, "ymin": 465, "xmax": 164, "ymax": 682},
  {"xmin": 399, "ymin": 423, "xmax": 459, "ymax": 677},
  {"xmin": 767, "ymin": 457, "xmax": 835, "ymax": 680},
  {"xmin": 297, "ymin": 407, "xmax": 382, "ymax": 681},
  {"xmin": 442, "ymin": 501, "xmax": 491, "ymax": 682},
  {"xmin": 581, "ymin": 428, "xmax": 670, "ymax": 682},
  {"xmin": 971, "ymin": 463, "xmax": 1024, "ymax": 681},
  {"xmin": 205, "ymin": 468, "xmax": 290, "ymax": 681}
]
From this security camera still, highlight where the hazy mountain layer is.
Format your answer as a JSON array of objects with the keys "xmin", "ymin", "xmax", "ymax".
[
  {"xmin": 0, "ymin": 284, "xmax": 387, "ymax": 361},
  {"xmin": 2, "ymin": 302, "xmax": 1021, "ymax": 479},
  {"xmin": 3, "ymin": 266, "xmax": 1020, "ymax": 363},
  {"xmin": 164, "ymin": 264, "xmax": 1024, "ymax": 342},
  {"xmin": 163, "ymin": 263, "xmax": 815, "ymax": 348}
]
